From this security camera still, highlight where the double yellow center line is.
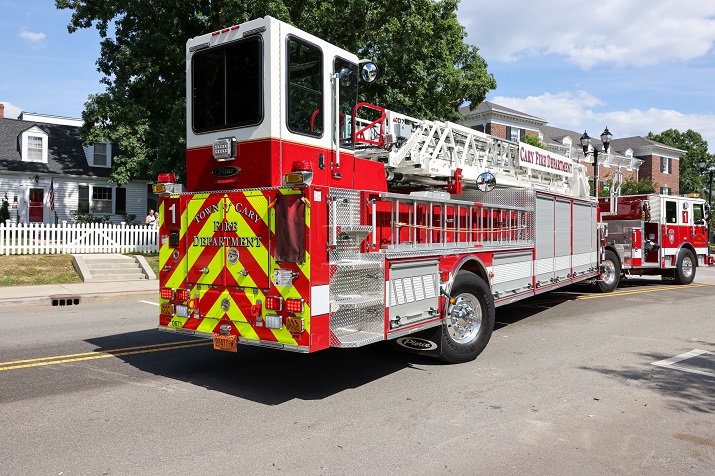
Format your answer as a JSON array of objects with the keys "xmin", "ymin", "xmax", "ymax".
[{"xmin": 0, "ymin": 340, "xmax": 211, "ymax": 372}]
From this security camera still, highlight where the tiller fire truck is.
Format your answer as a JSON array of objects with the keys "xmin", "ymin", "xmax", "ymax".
[{"xmin": 156, "ymin": 16, "xmax": 709, "ymax": 363}]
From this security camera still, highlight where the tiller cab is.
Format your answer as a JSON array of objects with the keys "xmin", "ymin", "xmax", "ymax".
[{"xmin": 155, "ymin": 16, "xmax": 708, "ymax": 363}]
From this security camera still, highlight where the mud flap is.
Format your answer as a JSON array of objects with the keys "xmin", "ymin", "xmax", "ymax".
[{"xmin": 391, "ymin": 325, "xmax": 443, "ymax": 358}]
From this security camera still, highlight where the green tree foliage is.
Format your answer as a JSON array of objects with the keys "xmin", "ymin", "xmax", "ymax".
[
  {"xmin": 646, "ymin": 129, "xmax": 711, "ymax": 195},
  {"xmin": 599, "ymin": 176, "xmax": 657, "ymax": 197},
  {"xmin": 521, "ymin": 134, "xmax": 546, "ymax": 149},
  {"xmin": 56, "ymin": 0, "xmax": 496, "ymax": 183}
]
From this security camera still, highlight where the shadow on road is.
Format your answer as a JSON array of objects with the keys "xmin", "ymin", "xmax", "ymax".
[
  {"xmin": 86, "ymin": 330, "xmax": 438, "ymax": 405},
  {"xmin": 579, "ymin": 342, "xmax": 715, "ymax": 414},
  {"xmin": 85, "ymin": 278, "xmax": 684, "ymax": 405}
]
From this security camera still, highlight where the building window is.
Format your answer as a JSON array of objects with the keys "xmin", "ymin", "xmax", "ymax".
[
  {"xmin": 506, "ymin": 126, "xmax": 524, "ymax": 143},
  {"xmin": 27, "ymin": 136, "xmax": 43, "ymax": 162},
  {"xmin": 660, "ymin": 157, "xmax": 672, "ymax": 174},
  {"xmin": 660, "ymin": 187, "xmax": 672, "ymax": 196},
  {"xmin": 93, "ymin": 143, "xmax": 108, "ymax": 166},
  {"xmin": 78, "ymin": 185, "xmax": 90, "ymax": 213},
  {"xmin": 92, "ymin": 187, "xmax": 113, "ymax": 214}
]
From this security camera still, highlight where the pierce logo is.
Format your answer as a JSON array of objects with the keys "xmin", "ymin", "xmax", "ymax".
[
  {"xmin": 212, "ymin": 166, "xmax": 240, "ymax": 177},
  {"xmin": 396, "ymin": 337, "xmax": 438, "ymax": 351}
]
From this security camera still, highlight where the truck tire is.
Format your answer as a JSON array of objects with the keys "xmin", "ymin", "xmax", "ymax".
[
  {"xmin": 597, "ymin": 250, "xmax": 621, "ymax": 293},
  {"xmin": 439, "ymin": 271, "xmax": 495, "ymax": 364},
  {"xmin": 673, "ymin": 249, "xmax": 696, "ymax": 285}
]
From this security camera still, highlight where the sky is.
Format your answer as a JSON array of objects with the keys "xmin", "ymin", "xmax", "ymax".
[{"xmin": 1, "ymin": 1, "xmax": 715, "ymax": 153}]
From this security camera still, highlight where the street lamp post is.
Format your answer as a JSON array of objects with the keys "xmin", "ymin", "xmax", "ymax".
[
  {"xmin": 698, "ymin": 158, "xmax": 714, "ymax": 250},
  {"xmin": 580, "ymin": 127, "xmax": 613, "ymax": 197}
]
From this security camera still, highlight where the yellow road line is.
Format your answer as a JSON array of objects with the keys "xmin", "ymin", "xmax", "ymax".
[
  {"xmin": 0, "ymin": 340, "xmax": 212, "ymax": 372},
  {"xmin": 515, "ymin": 282, "xmax": 712, "ymax": 307}
]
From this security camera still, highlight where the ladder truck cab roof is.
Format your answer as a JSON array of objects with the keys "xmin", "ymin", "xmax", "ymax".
[{"xmin": 185, "ymin": 16, "xmax": 591, "ymax": 199}]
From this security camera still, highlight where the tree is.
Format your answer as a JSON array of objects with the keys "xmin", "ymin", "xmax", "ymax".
[
  {"xmin": 56, "ymin": 0, "xmax": 496, "ymax": 183},
  {"xmin": 646, "ymin": 129, "xmax": 710, "ymax": 195},
  {"xmin": 599, "ymin": 176, "xmax": 657, "ymax": 197},
  {"xmin": 522, "ymin": 134, "xmax": 547, "ymax": 149}
]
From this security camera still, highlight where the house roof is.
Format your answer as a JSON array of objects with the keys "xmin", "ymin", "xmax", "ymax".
[
  {"xmin": 610, "ymin": 136, "xmax": 685, "ymax": 157},
  {"xmin": 0, "ymin": 117, "xmax": 111, "ymax": 178},
  {"xmin": 461, "ymin": 101, "xmax": 547, "ymax": 126}
]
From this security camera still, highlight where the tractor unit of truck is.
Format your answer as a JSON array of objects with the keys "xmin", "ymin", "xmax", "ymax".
[{"xmin": 155, "ymin": 16, "xmax": 709, "ymax": 363}]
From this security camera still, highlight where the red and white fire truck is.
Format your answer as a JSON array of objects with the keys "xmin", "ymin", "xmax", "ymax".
[
  {"xmin": 156, "ymin": 16, "xmax": 708, "ymax": 363},
  {"xmin": 598, "ymin": 192, "xmax": 708, "ymax": 287}
]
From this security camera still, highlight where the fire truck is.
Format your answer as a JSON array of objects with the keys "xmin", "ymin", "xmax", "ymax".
[
  {"xmin": 598, "ymin": 191, "xmax": 708, "ymax": 287},
  {"xmin": 156, "ymin": 16, "xmax": 707, "ymax": 363}
]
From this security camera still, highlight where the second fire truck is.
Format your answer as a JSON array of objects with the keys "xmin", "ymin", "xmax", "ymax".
[{"xmin": 156, "ymin": 16, "xmax": 709, "ymax": 363}]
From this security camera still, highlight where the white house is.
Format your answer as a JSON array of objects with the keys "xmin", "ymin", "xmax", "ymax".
[{"xmin": 0, "ymin": 106, "xmax": 150, "ymax": 225}]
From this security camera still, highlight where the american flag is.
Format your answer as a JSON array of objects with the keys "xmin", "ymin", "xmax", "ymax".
[{"xmin": 49, "ymin": 178, "xmax": 55, "ymax": 211}]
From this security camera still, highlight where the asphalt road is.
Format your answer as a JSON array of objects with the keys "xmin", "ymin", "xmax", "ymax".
[{"xmin": 1, "ymin": 278, "xmax": 714, "ymax": 475}]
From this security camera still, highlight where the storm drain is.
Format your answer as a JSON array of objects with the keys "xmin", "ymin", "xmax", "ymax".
[{"xmin": 50, "ymin": 295, "xmax": 81, "ymax": 306}]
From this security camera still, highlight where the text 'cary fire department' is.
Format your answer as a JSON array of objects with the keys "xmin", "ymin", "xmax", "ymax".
[{"xmin": 155, "ymin": 17, "xmax": 709, "ymax": 363}]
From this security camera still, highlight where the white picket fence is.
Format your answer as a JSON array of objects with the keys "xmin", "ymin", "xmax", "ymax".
[{"xmin": 0, "ymin": 222, "xmax": 159, "ymax": 255}]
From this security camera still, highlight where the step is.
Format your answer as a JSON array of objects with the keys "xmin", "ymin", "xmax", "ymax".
[
  {"xmin": 84, "ymin": 261, "xmax": 139, "ymax": 270},
  {"xmin": 91, "ymin": 273, "xmax": 148, "ymax": 282},
  {"xmin": 72, "ymin": 254, "xmax": 151, "ymax": 282}
]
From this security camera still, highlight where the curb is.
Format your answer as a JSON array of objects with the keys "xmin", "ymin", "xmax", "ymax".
[{"xmin": 0, "ymin": 290, "xmax": 158, "ymax": 308}]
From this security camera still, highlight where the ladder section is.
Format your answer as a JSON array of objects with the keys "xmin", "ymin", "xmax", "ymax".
[
  {"xmin": 327, "ymin": 189, "xmax": 385, "ymax": 348},
  {"xmin": 370, "ymin": 188, "xmax": 535, "ymax": 254},
  {"xmin": 352, "ymin": 107, "xmax": 589, "ymax": 198}
]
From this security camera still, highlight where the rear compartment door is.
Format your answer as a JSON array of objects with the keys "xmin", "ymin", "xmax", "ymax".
[
  {"xmin": 186, "ymin": 192, "xmax": 271, "ymax": 289},
  {"xmin": 223, "ymin": 191, "xmax": 271, "ymax": 289},
  {"xmin": 186, "ymin": 194, "xmax": 226, "ymax": 286}
]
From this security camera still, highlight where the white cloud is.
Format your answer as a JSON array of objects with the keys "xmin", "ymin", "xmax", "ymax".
[
  {"xmin": 459, "ymin": 1, "xmax": 715, "ymax": 69},
  {"xmin": 0, "ymin": 102, "xmax": 23, "ymax": 119},
  {"xmin": 491, "ymin": 92, "xmax": 715, "ymax": 152},
  {"xmin": 19, "ymin": 30, "xmax": 47, "ymax": 49}
]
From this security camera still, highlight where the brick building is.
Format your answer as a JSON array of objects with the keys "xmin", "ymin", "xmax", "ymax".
[{"xmin": 460, "ymin": 101, "xmax": 685, "ymax": 195}]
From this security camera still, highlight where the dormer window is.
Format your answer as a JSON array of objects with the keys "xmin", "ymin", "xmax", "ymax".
[
  {"xmin": 20, "ymin": 126, "xmax": 49, "ymax": 163},
  {"xmin": 28, "ymin": 136, "xmax": 43, "ymax": 161},
  {"xmin": 91, "ymin": 142, "xmax": 112, "ymax": 167}
]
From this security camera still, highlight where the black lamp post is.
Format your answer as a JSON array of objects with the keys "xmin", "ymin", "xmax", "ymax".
[
  {"xmin": 698, "ymin": 158, "xmax": 714, "ymax": 249},
  {"xmin": 580, "ymin": 127, "xmax": 613, "ymax": 197}
]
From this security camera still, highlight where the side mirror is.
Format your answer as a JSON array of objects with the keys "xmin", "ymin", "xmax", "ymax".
[
  {"xmin": 360, "ymin": 62, "xmax": 379, "ymax": 83},
  {"xmin": 476, "ymin": 172, "xmax": 496, "ymax": 192},
  {"xmin": 695, "ymin": 219, "xmax": 705, "ymax": 225}
]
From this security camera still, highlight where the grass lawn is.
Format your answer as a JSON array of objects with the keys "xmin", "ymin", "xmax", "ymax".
[{"xmin": 0, "ymin": 254, "xmax": 159, "ymax": 287}]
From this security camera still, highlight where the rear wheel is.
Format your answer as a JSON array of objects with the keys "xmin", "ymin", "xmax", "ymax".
[
  {"xmin": 597, "ymin": 250, "xmax": 621, "ymax": 293},
  {"xmin": 673, "ymin": 249, "xmax": 696, "ymax": 285},
  {"xmin": 439, "ymin": 271, "xmax": 495, "ymax": 364}
]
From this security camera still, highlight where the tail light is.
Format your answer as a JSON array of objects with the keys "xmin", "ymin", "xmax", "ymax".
[
  {"xmin": 285, "ymin": 298, "xmax": 304, "ymax": 313},
  {"xmin": 265, "ymin": 296, "xmax": 283, "ymax": 311},
  {"xmin": 160, "ymin": 288, "xmax": 173, "ymax": 300},
  {"xmin": 175, "ymin": 289, "xmax": 190, "ymax": 301}
]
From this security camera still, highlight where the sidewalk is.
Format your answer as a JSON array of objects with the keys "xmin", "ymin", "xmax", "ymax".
[{"xmin": 0, "ymin": 279, "xmax": 159, "ymax": 308}]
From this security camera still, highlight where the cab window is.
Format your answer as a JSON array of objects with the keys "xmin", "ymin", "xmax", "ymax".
[
  {"xmin": 693, "ymin": 203, "xmax": 704, "ymax": 222},
  {"xmin": 334, "ymin": 57, "xmax": 358, "ymax": 148},
  {"xmin": 665, "ymin": 200, "xmax": 677, "ymax": 224},
  {"xmin": 192, "ymin": 35, "xmax": 263, "ymax": 133},
  {"xmin": 287, "ymin": 37, "xmax": 322, "ymax": 136}
]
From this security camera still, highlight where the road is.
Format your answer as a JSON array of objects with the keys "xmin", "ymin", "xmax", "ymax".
[{"xmin": 1, "ymin": 277, "xmax": 714, "ymax": 475}]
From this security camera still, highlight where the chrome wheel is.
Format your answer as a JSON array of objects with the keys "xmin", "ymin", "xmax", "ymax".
[
  {"xmin": 682, "ymin": 255, "xmax": 694, "ymax": 279},
  {"xmin": 601, "ymin": 259, "xmax": 617, "ymax": 286},
  {"xmin": 446, "ymin": 293, "xmax": 483, "ymax": 344}
]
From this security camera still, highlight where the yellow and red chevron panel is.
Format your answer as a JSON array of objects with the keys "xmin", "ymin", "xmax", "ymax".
[{"xmin": 158, "ymin": 187, "xmax": 317, "ymax": 351}]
